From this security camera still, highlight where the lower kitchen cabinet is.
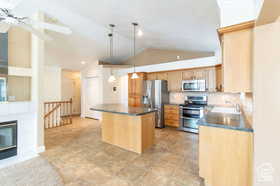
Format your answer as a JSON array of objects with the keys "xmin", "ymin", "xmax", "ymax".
[
  {"xmin": 164, "ymin": 105, "xmax": 180, "ymax": 127},
  {"xmin": 199, "ymin": 126, "xmax": 253, "ymax": 186}
]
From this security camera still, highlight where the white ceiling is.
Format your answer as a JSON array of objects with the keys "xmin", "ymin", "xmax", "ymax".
[{"xmin": 11, "ymin": 0, "xmax": 220, "ymax": 70}]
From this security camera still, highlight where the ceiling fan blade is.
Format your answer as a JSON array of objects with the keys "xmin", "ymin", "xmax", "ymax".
[
  {"xmin": 17, "ymin": 24, "xmax": 52, "ymax": 41},
  {"xmin": 0, "ymin": 23, "xmax": 10, "ymax": 33},
  {"xmin": 29, "ymin": 20, "xmax": 72, "ymax": 35},
  {"xmin": 0, "ymin": 0, "xmax": 23, "ymax": 9}
]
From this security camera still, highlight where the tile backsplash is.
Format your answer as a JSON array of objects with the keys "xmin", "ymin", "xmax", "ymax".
[
  {"xmin": 169, "ymin": 92, "xmax": 240, "ymax": 106},
  {"xmin": 169, "ymin": 92, "xmax": 253, "ymax": 126}
]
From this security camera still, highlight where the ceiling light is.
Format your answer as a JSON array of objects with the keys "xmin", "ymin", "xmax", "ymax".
[
  {"xmin": 81, "ymin": 61, "xmax": 86, "ymax": 65},
  {"xmin": 108, "ymin": 75, "xmax": 116, "ymax": 82},
  {"xmin": 131, "ymin": 23, "xmax": 139, "ymax": 79},
  {"xmin": 131, "ymin": 72, "xmax": 139, "ymax": 79},
  {"xmin": 108, "ymin": 24, "xmax": 117, "ymax": 83},
  {"xmin": 137, "ymin": 30, "xmax": 143, "ymax": 37}
]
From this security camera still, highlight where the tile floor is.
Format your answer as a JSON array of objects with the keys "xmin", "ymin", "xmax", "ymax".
[{"xmin": 42, "ymin": 117, "xmax": 203, "ymax": 186}]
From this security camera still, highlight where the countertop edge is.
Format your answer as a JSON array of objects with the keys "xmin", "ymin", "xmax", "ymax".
[
  {"xmin": 90, "ymin": 108, "xmax": 157, "ymax": 116},
  {"xmin": 197, "ymin": 105, "xmax": 254, "ymax": 133},
  {"xmin": 197, "ymin": 121, "xmax": 254, "ymax": 132}
]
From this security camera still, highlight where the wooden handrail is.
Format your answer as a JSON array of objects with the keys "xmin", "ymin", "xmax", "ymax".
[
  {"xmin": 44, "ymin": 103, "xmax": 61, "ymax": 118},
  {"xmin": 44, "ymin": 99, "xmax": 73, "ymax": 129}
]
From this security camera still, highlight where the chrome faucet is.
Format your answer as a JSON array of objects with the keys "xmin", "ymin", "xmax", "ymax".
[{"xmin": 225, "ymin": 100, "xmax": 241, "ymax": 113}]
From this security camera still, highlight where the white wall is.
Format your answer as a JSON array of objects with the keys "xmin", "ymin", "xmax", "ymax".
[
  {"xmin": 43, "ymin": 66, "xmax": 61, "ymax": 102},
  {"xmin": 253, "ymin": 20, "xmax": 280, "ymax": 186},
  {"xmin": 216, "ymin": 0, "xmax": 256, "ymax": 27},
  {"xmin": 81, "ymin": 62, "xmax": 123, "ymax": 117}
]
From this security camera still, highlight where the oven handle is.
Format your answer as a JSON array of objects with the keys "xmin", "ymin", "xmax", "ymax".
[
  {"xmin": 180, "ymin": 116, "xmax": 200, "ymax": 120},
  {"xmin": 180, "ymin": 107, "xmax": 202, "ymax": 110},
  {"xmin": 0, "ymin": 123, "xmax": 17, "ymax": 128}
]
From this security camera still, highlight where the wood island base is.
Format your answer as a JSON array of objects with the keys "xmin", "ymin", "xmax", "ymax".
[{"xmin": 101, "ymin": 112, "xmax": 155, "ymax": 154}]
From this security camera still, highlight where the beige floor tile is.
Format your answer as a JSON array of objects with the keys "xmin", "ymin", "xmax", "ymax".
[{"xmin": 42, "ymin": 117, "xmax": 202, "ymax": 186}]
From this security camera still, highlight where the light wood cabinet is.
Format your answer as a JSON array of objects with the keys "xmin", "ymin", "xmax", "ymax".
[
  {"xmin": 167, "ymin": 71, "xmax": 182, "ymax": 92},
  {"xmin": 164, "ymin": 105, "xmax": 180, "ymax": 127},
  {"xmin": 128, "ymin": 72, "xmax": 146, "ymax": 107},
  {"xmin": 199, "ymin": 126, "xmax": 253, "ymax": 186},
  {"xmin": 146, "ymin": 72, "xmax": 157, "ymax": 80},
  {"xmin": 215, "ymin": 65, "xmax": 223, "ymax": 91},
  {"xmin": 156, "ymin": 72, "xmax": 168, "ymax": 80},
  {"xmin": 218, "ymin": 21, "xmax": 253, "ymax": 93}
]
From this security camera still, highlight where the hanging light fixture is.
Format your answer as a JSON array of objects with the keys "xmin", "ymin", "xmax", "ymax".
[
  {"xmin": 131, "ymin": 22, "xmax": 139, "ymax": 79},
  {"xmin": 108, "ymin": 24, "xmax": 116, "ymax": 83}
]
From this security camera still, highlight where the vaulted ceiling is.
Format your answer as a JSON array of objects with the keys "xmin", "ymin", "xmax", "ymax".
[{"xmin": 8, "ymin": 0, "xmax": 220, "ymax": 69}]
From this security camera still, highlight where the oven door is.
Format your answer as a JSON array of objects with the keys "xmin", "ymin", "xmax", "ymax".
[
  {"xmin": 181, "ymin": 117, "xmax": 199, "ymax": 129},
  {"xmin": 181, "ymin": 107, "xmax": 201, "ymax": 118}
]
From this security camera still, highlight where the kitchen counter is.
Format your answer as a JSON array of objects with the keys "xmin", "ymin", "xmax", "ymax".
[
  {"xmin": 90, "ymin": 104, "xmax": 157, "ymax": 116},
  {"xmin": 197, "ymin": 106, "xmax": 253, "ymax": 132}
]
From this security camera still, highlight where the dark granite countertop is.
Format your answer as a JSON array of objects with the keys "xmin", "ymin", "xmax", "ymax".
[
  {"xmin": 197, "ymin": 106, "xmax": 253, "ymax": 132},
  {"xmin": 90, "ymin": 104, "xmax": 157, "ymax": 116}
]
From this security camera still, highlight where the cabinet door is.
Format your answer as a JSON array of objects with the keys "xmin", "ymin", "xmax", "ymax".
[
  {"xmin": 182, "ymin": 70, "xmax": 195, "ymax": 80},
  {"xmin": 156, "ymin": 72, "xmax": 168, "ymax": 80},
  {"xmin": 206, "ymin": 67, "xmax": 217, "ymax": 92},
  {"xmin": 146, "ymin": 73, "xmax": 157, "ymax": 80},
  {"xmin": 194, "ymin": 69, "xmax": 206, "ymax": 80},
  {"xmin": 167, "ymin": 71, "xmax": 182, "ymax": 92},
  {"xmin": 222, "ymin": 28, "xmax": 252, "ymax": 92},
  {"xmin": 215, "ymin": 65, "xmax": 223, "ymax": 91}
]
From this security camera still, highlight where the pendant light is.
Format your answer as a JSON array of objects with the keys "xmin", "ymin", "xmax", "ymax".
[
  {"xmin": 131, "ymin": 22, "xmax": 139, "ymax": 79},
  {"xmin": 108, "ymin": 24, "xmax": 116, "ymax": 83}
]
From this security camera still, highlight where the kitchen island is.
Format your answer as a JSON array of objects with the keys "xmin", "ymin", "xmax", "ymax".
[{"xmin": 90, "ymin": 104, "xmax": 157, "ymax": 154}]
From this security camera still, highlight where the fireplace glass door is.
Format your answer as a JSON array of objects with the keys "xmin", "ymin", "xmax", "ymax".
[{"xmin": 0, "ymin": 121, "xmax": 17, "ymax": 160}]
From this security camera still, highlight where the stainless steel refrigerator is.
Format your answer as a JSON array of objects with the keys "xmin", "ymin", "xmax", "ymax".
[{"xmin": 143, "ymin": 80, "xmax": 169, "ymax": 128}]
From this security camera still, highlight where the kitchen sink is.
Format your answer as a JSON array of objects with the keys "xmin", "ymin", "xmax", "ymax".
[{"xmin": 211, "ymin": 106, "xmax": 241, "ymax": 115}]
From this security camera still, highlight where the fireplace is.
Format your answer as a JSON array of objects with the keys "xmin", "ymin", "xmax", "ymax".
[{"xmin": 0, "ymin": 121, "xmax": 17, "ymax": 160}]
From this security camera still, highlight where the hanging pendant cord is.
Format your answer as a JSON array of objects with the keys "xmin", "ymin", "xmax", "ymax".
[{"xmin": 133, "ymin": 23, "xmax": 137, "ymax": 73}]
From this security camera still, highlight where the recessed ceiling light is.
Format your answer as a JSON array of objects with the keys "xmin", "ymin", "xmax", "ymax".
[
  {"xmin": 137, "ymin": 30, "xmax": 143, "ymax": 37},
  {"xmin": 81, "ymin": 61, "xmax": 86, "ymax": 65}
]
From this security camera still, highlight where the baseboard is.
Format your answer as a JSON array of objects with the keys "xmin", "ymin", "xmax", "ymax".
[{"xmin": 37, "ymin": 146, "xmax": 45, "ymax": 153}]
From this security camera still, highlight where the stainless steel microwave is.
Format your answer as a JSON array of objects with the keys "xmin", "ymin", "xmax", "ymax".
[{"xmin": 182, "ymin": 80, "xmax": 206, "ymax": 92}]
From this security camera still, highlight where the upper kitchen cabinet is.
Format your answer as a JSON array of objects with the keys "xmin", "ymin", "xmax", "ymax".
[
  {"xmin": 128, "ymin": 72, "xmax": 146, "ymax": 107},
  {"xmin": 146, "ymin": 72, "xmax": 168, "ymax": 80},
  {"xmin": 218, "ymin": 21, "xmax": 254, "ymax": 93},
  {"xmin": 167, "ymin": 71, "xmax": 182, "ymax": 92},
  {"xmin": 156, "ymin": 72, "xmax": 168, "ymax": 80}
]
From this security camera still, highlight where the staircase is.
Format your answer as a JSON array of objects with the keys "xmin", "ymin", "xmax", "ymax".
[{"xmin": 44, "ymin": 99, "xmax": 73, "ymax": 128}]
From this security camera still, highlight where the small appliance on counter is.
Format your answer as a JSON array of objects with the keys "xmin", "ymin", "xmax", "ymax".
[
  {"xmin": 179, "ymin": 95, "xmax": 208, "ymax": 133},
  {"xmin": 143, "ymin": 80, "xmax": 169, "ymax": 128},
  {"xmin": 182, "ymin": 80, "xmax": 206, "ymax": 92}
]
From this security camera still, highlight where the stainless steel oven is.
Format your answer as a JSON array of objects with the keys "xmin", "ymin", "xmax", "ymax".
[
  {"xmin": 179, "ymin": 96, "xmax": 207, "ymax": 133},
  {"xmin": 0, "ymin": 121, "xmax": 17, "ymax": 160},
  {"xmin": 182, "ymin": 80, "xmax": 206, "ymax": 92}
]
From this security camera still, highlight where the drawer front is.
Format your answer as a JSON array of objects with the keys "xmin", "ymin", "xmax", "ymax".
[
  {"xmin": 164, "ymin": 105, "xmax": 179, "ymax": 109},
  {"xmin": 165, "ymin": 119, "xmax": 180, "ymax": 127},
  {"xmin": 164, "ymin": 113, "xmax": 179, "ymax": 121}
]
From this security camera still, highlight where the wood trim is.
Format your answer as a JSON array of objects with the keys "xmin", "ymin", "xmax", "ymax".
[
  {"xmin": 146, "ymin": 64, "xmax": 221, "ymax": 75},
  {"xmin": 217, "ymin": 20, "xmax": 255, "ymax": 35}
]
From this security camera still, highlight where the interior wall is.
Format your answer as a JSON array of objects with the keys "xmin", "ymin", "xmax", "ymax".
[
  {"xmin": 123, "ymin": 48, "xmax": 214, "ymax": 66},
  {"xmin": 61, "ymin": 70, "xmax": 81, "ymax": 114},
  {"xmin": 253, "ymin": 20, "xmax": 280, "ymax": 186},
  {"xmin": 43, "ymin": 66, "xmax": 61, "ymax": 102},
  {"xmin": 7, "ymin": 76, "xmax": 31, "ymax": 102},
  {"xmin": 8, "ymin": 27, "xmax": 31, "ymax": 68}
]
